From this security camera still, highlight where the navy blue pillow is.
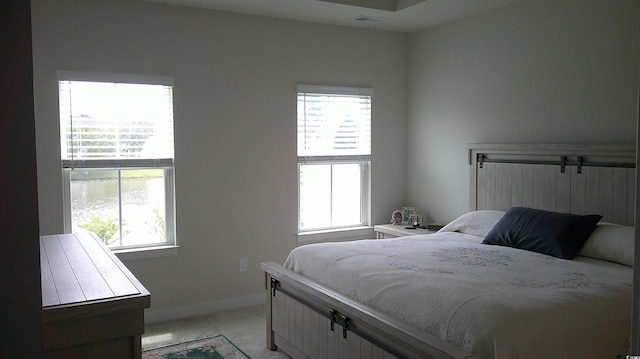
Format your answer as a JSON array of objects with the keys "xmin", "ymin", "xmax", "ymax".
[{"xmin": 482, "ymin": 207, "xmax": 602, "ymax": 259}]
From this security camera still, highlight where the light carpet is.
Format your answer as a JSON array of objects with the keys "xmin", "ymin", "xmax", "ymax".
[{"xmin": 142, "ymin": 305, "xmax": 289, "ymax": 359}]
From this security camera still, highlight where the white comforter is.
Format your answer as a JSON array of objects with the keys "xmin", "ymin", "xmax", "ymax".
[{"xmin": 284, "ymin": 232, "xmax": 632, "ymax": 359}]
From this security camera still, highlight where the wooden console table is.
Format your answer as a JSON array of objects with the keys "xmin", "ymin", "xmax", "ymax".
[{"xmin": 40, "ymin": 232, "xmax": 150, "ymax": 358}]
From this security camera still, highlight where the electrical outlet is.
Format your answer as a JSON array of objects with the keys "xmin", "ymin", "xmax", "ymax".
[{"xmin": 239, "ymin": 258, "xmax": 248, "ymax": 272}]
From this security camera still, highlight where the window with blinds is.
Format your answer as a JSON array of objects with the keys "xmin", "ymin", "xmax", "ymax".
[
  {"xmin": 297, "ymin": 85, "xmax": 372, "ymax": 233},
  {"xmin": 58, "ymin": 72, "xmax": 176, "ymax": 251}
]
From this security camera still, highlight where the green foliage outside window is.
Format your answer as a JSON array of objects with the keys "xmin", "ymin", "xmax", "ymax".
[
  {"xmin": 79, "ymin": 217, "xmax": 118, "ymax": 245},
  {"xmin": 146, "ymin": 207, "xmax": 165, "ymax": 240}
]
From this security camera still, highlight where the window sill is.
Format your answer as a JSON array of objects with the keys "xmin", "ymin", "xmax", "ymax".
[
  {"xmin": 297, "ymin": 226, "xmax": 374, "ymax": 243},
  {"xmin": 114, "ymin": 245, "xmax": 179, "ymax": 260}
]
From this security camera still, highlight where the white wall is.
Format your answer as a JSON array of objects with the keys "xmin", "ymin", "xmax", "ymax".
[
  {"xmin": 31, "ymin": 0, "xmax": 408, "ymax": 320},
  {"xmin": 407, "ymin": 0, "xmax": 640, "ymax": 224},
  {"xmin": 31, "ymin": 0, "xmax": 639, "ymax": 323}
]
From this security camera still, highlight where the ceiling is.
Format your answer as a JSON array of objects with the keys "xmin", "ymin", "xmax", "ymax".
[{"xmin": 139, "ymin": 0, "xmax": 524, "ymax": 33}]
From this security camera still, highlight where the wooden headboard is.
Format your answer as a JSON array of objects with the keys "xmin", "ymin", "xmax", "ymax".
[{"xmin": 468, "ymin": 144, "xmax": 636, "ymax": 226}]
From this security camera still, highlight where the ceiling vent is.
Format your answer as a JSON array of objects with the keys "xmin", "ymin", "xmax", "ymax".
[{"xmin": 353, "ymin": 16, "xmax": 385, "ymax": 23}]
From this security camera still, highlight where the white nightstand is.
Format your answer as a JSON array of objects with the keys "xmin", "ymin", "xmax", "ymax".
[{"xmin": 373, "ymin": 224, "xmax": 436, "ymax": 239}]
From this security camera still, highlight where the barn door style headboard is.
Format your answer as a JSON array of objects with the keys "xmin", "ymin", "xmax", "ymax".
[{"xmin": 468, "ymin": 144, "xmax": 636, "ymax": 226}]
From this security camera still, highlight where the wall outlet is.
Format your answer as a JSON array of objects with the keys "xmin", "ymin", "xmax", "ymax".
[{"xmin": 239, "ymin": 257, "xmax": 248, "ymax": 272}]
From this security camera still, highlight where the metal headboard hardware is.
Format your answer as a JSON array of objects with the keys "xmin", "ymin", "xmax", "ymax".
[{"xmin": 476, "ymin": 153, "xmax": 635, "ymax": 173}]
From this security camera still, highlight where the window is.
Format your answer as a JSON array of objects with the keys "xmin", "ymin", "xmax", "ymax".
[
  {"xmin": 297, "ymin": 85, "xmax": 372, "ymax": 233},
  {"xmin": 58, "ymin": 72, "xmax": 176, "ymax": 251}
]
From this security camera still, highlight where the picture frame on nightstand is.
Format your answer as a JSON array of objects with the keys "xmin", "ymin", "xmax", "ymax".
[
  {"xmin": 401, "ymin": 207, "xmax": 416, "ymax": 225},
  {"xmin": 391, "ymin": 210, "xmax": 403, "ymax": 225}
]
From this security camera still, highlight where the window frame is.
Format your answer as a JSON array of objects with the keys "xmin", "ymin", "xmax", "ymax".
[
  {"xmin": 296, "ymin": 85, "xmax": 373, "ymax": 239},
  {"xmin": 297, "ymin": 159, "xmax": 371, "ymax": 230},
  {"xmin": 58, "ymin": 71, "xmax": 178, "ymax": 256}
]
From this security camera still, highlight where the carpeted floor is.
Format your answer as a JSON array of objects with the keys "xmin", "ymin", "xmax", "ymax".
[{"xmin": 142, "ymin": 305, "xmax": 290, "ymax": 359}]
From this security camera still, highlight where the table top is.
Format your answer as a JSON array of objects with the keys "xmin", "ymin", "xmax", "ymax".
[
  {"xmin": 373, "ymin": 224, "xmax": 436, "ymax": 237},
  {"xmin": 40, "ymin": 232, "xmax": 150, "ymax": 318}
]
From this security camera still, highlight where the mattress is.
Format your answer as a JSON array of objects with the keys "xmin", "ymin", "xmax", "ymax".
[{"xmin": 284, "ymin": 230, "xmax": 632, "ymax": 358}]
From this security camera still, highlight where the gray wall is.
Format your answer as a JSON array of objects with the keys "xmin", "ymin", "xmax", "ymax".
[
  {"xmin": 31, "ymin": 0, "xmax": 408, "ymax": 320},
  {"xmin": 407, "ymin": 0, "xmax": 640, "ymax": 224}
]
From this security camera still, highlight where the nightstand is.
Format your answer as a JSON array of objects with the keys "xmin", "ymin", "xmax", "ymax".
[{"xmin": 373, "ymin": 224, "xmax": 436, "ymax": 239}]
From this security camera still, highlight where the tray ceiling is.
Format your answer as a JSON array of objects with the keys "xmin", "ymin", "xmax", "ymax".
[{"xmin": 139, "ymin": 0, "xmax": 524, "ymax": 33}]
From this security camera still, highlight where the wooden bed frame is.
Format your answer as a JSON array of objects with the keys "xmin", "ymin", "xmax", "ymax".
[{"xmin": 262, "ymin": 143, "xmax": 636, "ymax": 359}]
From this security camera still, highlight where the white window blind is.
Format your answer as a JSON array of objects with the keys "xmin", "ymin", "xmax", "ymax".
[
  {"xmin": 59, "ymin": 76, "xmax": 174, "ymax": 168},
  {"xmin": 297, "ymin": 85, "xmax": 372, "ymax": 162}
]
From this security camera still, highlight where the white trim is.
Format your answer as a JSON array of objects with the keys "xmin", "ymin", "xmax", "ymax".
[
  {"xmin": 62, "ymin": 169, "xmax": 72, "ymax": 233},
  {"xmin": 57, "ymin": 70, "xmax": 174, "ymax": 86},
  {"xmin": 164, "ymin": 167, "xmax": 176, "ymax": 247},
  {"xmin": 144, "ymin": 293, "xmax": 265, "ymax": 324},
  {"xmin": 62, "ymin": 158, "xmax": 174, "ymax": 169},
  {"xmin": 297, "ymin": 84, "xmax": 373, "ymax": 97},
  {"xmin": 361, "ymin": 161, "xmax": 371, "ymax": 226},
  {"xmin": 297, "ymin": 155, "xmax": 371, "ymax": 164},
  {"xmin": 114, "ymin": 245, "xmax": 179, "ymax": 261},
  {"xmin": 297, "ymin": 226, "xmax": 374, "ymax": 242}
]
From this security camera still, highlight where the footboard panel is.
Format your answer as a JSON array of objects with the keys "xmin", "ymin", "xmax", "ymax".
[
  {"xmin": 274, "ymin": 289, "xmax": 395, "ymax": 359},
  {"xmin": 262, "ymin": 262, "xmax": 477, "ymax": 359}
]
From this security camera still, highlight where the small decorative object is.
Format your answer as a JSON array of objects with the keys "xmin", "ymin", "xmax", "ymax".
[
  {"xmin": 401, "ymin": 207, "xmax": 417, "ymax": 225},
  {"xmin": 412, "ymin": 214, "xmax": 424, "ymax": 227},
  {"xmin": 391, "ymin": 210, "xmax": 403, "ymax": 225}
]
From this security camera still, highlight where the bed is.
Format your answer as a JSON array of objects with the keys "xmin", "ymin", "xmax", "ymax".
[{"xmin": 262, "ymin": 143, "xmax": 636, "ymax": 359}]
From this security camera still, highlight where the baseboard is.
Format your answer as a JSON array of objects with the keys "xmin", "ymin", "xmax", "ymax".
[{"xmin": 144, "ymin": 293, "xmax": 265, "ymax": 324}]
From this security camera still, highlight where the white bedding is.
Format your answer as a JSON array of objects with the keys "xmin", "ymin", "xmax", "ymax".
[{"xmin": 284, "ymin": 232, "xmax": 632, "ymax": 358}]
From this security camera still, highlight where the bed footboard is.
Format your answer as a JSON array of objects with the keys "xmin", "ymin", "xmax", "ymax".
[{"xmin": 262, "ymin": 262, "xmax": 476, "ymax": 359}]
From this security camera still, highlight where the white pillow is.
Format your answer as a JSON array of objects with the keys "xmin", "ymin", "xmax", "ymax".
[
  {"xmin": 438, "ymin": 210, "xmax": 506, "ymax": 238},
  {"xmin": 577, "ymin": 223, "xmax": 634, "ymax": 266}
]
